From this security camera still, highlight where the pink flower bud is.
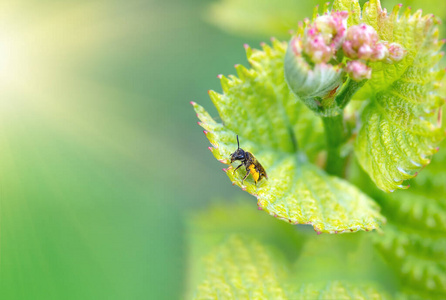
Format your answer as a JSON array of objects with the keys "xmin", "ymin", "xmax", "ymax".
[
  {"xmin": 290, "ymin": 37, "xmax": 303, "ymax": 56},
  {"xmin": 342, "ymin": 40, "xmax": 356, "ymax": 58},
  {"xmin": 387, "ymin": 42, "xmax": 407, "ymax": 62},
  {"xmin": 343, "ymin": 24, "xmax": 379, "ymax": 59},
  {"xmin": 303, "ymin": 34, "xmax": 333, "ymax": 63},
  {"xmin": 345, "ymin": 60, "xmax": 372, "ymax": 81},
  {"xmin": 358, "ymin": 44, "xmax": 374, "ymax": 60},
  {"xmin": 371, "ymin": 42, "xmax": 389, "ymax": 61},
  {"xmin": 313, "ymin": 11, "xmax": 349, "ymax": 50},
  {"xmin": 346, "ymin": 24, "xmax": 379, "ymax": 48},
  {"xmin": 302, "ymin": 11, "xmax": 349, "ymax": 63}
]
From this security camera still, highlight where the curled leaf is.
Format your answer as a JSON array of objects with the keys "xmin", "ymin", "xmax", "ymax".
[{"xmin": 284, "ymin": 37, "xmax": 345, "ymax": 116}]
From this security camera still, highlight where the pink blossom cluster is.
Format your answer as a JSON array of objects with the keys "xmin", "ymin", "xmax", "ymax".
[
  {"xmin": 342, "ymin": 24, "xmax": 407, "ymax": 80},
  {"xmin": 300, "ymin": 12, "xmax": 407, "ymax": 81},
  {"xmin": 342, "ymin": 24, "xmax": 407, "ymax": 63},
  {"xmin": 303, "ymin": 11, "xmax": 349, "ymax": 63},
  {"xmin": 345, "ymin": 61, "xmax": 371, "ymax": 81}
]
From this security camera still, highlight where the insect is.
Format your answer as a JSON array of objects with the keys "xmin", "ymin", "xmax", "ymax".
[{"xmin": 230, "ymin": 135, "xmax": 267, "ymax": 185}]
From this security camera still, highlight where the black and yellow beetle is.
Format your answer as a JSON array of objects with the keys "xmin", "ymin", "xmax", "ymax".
[{"xmin": 230, "ymin": 135, "xmax": 267, "ymax": 185}]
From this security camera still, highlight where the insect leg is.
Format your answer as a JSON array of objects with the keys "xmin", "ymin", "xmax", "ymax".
[
  {"xmin": 234, "ymin": 163, "xmax": 243, "ymax": 172},
  {"xmin": 241, "ymin": 170, "xmax": 250, "ymax": 184}
]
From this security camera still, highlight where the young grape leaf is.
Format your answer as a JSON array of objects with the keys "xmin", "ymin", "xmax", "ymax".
[
  {"xmin": 333, "ymin": 0, "xmax": 446, "ymax": 192},
  {"xmin": 192, "ymin": 40, "xmax": 385, "ymax": 233}
]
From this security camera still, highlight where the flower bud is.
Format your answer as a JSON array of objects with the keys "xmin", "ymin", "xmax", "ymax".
[
  {"xmin": 387, "ymin": 42, "xmax": 407, "ymax": 62},
  {"xmin": 370, "ymin": 42, "xmax": 389, "ymax": 61},
  {"xmin": 358, "ymin": 44, "xmax": 374, "ymax": 60},
  {"xmin": 345, "ymin": 60, "xmax": 371, "ymax": 81},
  {"xmin": 343, "ymin": 24, "xmax": 379, "ymax": 59},
  {"xmin": 285, "ymin": 36, "xmax": 345, "ymax": 116},
  {"xmin": 303, "ymin": 34, "xmax": 333, "ymax": 63},
  {"xmin": 303, "ymin": 11, "xmax": 349, "ymax": 63},
  {"xmin": 313, "ymin": 11, "xmax": 349, "ymax": 49}
]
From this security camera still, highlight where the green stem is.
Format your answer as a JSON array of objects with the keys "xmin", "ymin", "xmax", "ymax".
[
  {"xmin": 322, "ymin": 112, "xmax": 347, "ymax": 177},
  {"xmin": 320, "ymin": 79, "xmax": 366, "ymax": 177},
  {"xmin": 335, "ymin": 78, "xmax": 367, "ymax": 108}
]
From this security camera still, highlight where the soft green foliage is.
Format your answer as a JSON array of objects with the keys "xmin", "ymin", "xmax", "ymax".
[
  {"xmin": 191, "ymin": 0, "xmax": 446, "ymax": 298},
  {"xmin": 192, "ymin": 39, "xmax": 384, "ymax": 233},
  {"xmin": 194, "ymin": 235, "xmax": 389, "ymax": 299},
  {"xmin": 194, "ymin": 235, "xmax": 289, "ymax": 299},
  {"xmin": 193, "ymin": 0, "xmax": 446, "ymax": 230},
  {"xmin": 334, "ymin": 0, "xmax": 446, "ymax": 192},
  {"xmin": 188, "ymin": 203, "xmax": 391, "ymax": 299},
  {"xmin": 372, "ymin": 139, "xmax": 446, "ymax": 299}
]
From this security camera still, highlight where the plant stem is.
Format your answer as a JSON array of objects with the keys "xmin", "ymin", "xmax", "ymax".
[
  {"xmin": 335, "ymin": 78, "xmax": 367, "ymax": 108},
  {"xmin": 322, "ymin": 112, "xmax": 347, "ymax": 177},
  {"xmin": 320, "ymin": 79, "xmax": 366, "ymax": 177}
]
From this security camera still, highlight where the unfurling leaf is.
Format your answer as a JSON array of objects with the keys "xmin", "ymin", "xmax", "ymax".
[
  {"xmin": 335, "ymin": 0, "xmax": 446, "ymax": 192},
  {"xmin": 192, "ymin": 40, "xmax": 384, "ymax": 233}
]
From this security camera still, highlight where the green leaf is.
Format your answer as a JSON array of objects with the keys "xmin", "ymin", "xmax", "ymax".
[
  {"xmin": 333, "ymin": 0, "xmax": 446, "ymax": 192},
  {"xmin": 373, "ymin": 138, "xmax": 446, "ymax": 299},
  {"xmin": 384, "ymin": 192, "xmax": 446, "ymax": 232},
  {"xmin": 411, "ymin": 135, "xmax": 446, "ymax": 196},
  {"xmin": 192, "ymin": 234, "xmax": 390, "ymax": 299},
  {"xmin": 290, "ymin": 281, "xmax": 389, "ymax": 299},
  {"xmin": 192, "ymin": 40, "xmax": 384, "ymax": 233},
  {"xmin": 375, "ymin": 225, "xmax": 446, "ymax": 299},
  {"xmin": 188, "ymin": 203, "xmax": 394, "ymax": 298},
  {"xmin": 193, "ymin": 235, "xmax": 290, "ymax": 299}
]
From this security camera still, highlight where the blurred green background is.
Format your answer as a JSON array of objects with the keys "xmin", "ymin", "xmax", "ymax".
[{"xmin": 0, "ymin": 0, "xmax": 444, "ymax": 299}]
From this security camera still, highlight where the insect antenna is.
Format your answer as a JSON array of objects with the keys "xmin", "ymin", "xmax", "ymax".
[{"xmin": 236, "ymin": 135, "xmax": 240, "ymax": 149}]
